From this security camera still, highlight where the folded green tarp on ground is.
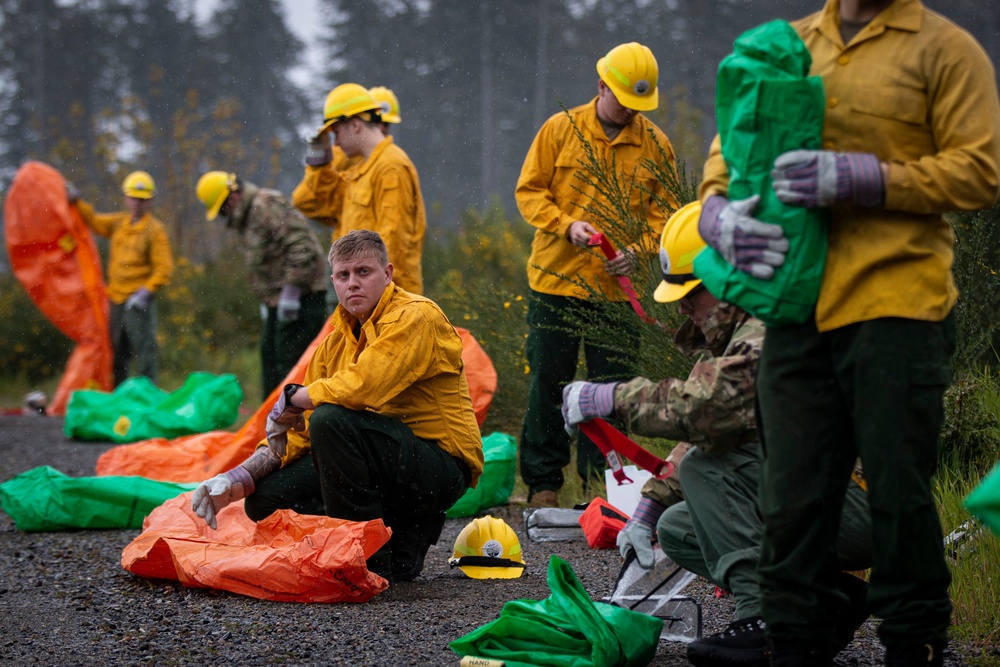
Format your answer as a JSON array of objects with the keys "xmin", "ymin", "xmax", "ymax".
[
  {"xmin": 64, "ymin": 371, "xmax": 243, "ymax": 443},
  {"xmin": 965, "ymin": 459, "xmax": 1000, "ymax": 537},
  {"xmin": 0, "ymin": 466, "xmax": 197, "ymax": 531},
  {"xmin": 450, "ymin": 555, "xmax": 662, "ymax": 667},
  {"xmin": 447, "ymin": 432, "xmax": 516, "ymax": 518}
]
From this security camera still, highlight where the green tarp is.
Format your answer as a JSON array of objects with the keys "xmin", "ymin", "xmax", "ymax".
[
  {"xmin": 0, "ymin": 466, "xmax": 197, "ymax": 531},
  {"xmin": 64, "ymin": 371, "xmax": 243, "ymax": 443},
  {"xmin": 450, "ymin": 555, "xmax": 662, "ymax": 667},
  {"xmin": 965, "ymin": 460, "xmax": 1000, "ymax": 537},
  {"xmin": 694, "ymin": 19, "xmax": 828, "ymax": 326},
  {"xmin": 447, "ymin": 432, "xmax": 516, "ymax": 518}
]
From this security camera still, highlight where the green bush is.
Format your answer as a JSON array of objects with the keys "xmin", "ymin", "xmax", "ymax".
[
  {"xmin": 940, "ymin": 369, "xmax": 1000, "ymax": 470},
  {"xmin": 0, "ymin": 274, "xmax": 75, "ymax": 384}
]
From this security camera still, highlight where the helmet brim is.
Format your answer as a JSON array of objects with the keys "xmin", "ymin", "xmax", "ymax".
[
  {"xmin": 457, "ymin": 565, "xmax": 525, "ymax": 579},
  {"xmin": 654, "ymin": 276, "xmax": 701, "ymax": 303}
]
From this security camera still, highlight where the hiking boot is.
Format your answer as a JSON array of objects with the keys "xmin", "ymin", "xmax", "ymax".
[
  {"xmin": 884, "ymin": 641, "xmax": 946, "ymax": 667},
  {"xmin": 831, "ymin": 571, "xmax": 869, "ymax": 655},
  {"xmin": 389, "ymin": 511, "xmax": 446, "ymax": 582},
  {"xmin": 528, "ymin": 490, "xmax": 559, "ymax": 507},
  {"xmin": 687, "ymin": 615, "xmax": 768, "ymax": 666}
]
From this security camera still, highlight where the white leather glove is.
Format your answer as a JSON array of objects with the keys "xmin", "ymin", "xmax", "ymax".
[
  {"xmin": 771, "ymin": 149, "xmax": 884, "ymax": 208},
  {"xmin": 561, "ymin": 381, "xmax": 617, "ymax": 436},
  {"xmin": 125, "ymin": 287, "xmax": 152, "ymax": 310},
  {"xmin": 698, "ymin": 194, "xmax": 789, "ymax": 280},
  {"xmin": 277, "ymin": 285, "xmax": 301, "ymax": 323},
  {"xmin": 190, "ymin": 467, "xmax": 254, "ymax": 529},
  {"xmin": 616, "ymin": 496, "xmax": 667, "ymax": 569},
  {"xmin": 265, "ymin": 383, "xmax": 306, "ymax": 458},
  {"xmin": 304, "ymin": 129, "xmax": 333, "ymax": 167}
]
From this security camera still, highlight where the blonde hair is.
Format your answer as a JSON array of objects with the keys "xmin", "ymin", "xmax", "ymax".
[{"xmin": 328, "ymin": 230, "xmax": 388, "ymax": 268}]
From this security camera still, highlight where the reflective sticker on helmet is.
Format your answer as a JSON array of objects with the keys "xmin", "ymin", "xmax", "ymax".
[
  {"xmin": 634, "ymin": 79, "xmax": 650, "ymax": 95},
  {"xmin": 481, "ymin": 539, "xmax": 504, "ymax": 559}
]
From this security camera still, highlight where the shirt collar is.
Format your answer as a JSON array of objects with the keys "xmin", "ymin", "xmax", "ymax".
[{"xmin": 812, "ymin": 0, "xmax": 923, "ymax": 46}]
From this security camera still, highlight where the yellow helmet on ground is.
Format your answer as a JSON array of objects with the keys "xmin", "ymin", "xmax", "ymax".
[
  {"xmin": 596, "ymin": 42, "xmax": 659, "ymax": 112},
  {"xmin": 319, "ymin": 83, "xmax": 382, "ymax": 133},
  {"xmin": 121, "ymin": 171, "xmax": 156, "ymax": 199},
  {"xmin": 196, "ymin": 171, "xmax": 238, "ymax": 222},
  {"xmin": 369, "ymin": 86, "xmax": 401, "ymax": 124},
  {"xmin": 449, "ymin": 516, "xmax": 525, "ymax": 579},
  {"xmin": 654, "ymin": 200, "xmax": 705, "ymax": 303}
]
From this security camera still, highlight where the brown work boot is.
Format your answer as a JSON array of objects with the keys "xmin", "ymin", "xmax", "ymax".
[{"xmin": 528, "ymin": 490, "xmax": 559, "ymax": 507}]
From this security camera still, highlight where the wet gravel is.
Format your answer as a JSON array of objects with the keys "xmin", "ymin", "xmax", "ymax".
[{"xmin": 0, "ymin": 414, "xmax": 975, "ymax": 666}]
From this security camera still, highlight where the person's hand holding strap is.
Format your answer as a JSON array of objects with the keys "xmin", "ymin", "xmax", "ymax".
[
  {"xmin": 698, "ymin": 194, "xmax": 789, "ymax": 280},
  {"xmin": 771, "ymin": 150, "xmax": 885, "ymax": 208},
  {"xmin": 265, "ymin": 383, "xmax": 306, "ymax": 458},
  {"xmin": 561, "ymin": 381, "xmax": 617, "ymax": 436},
  {"xmin": 190, "ymin": 466, "xmax": 255, "ymax": 530},
  {"xmin": 616, "ymin": 496, "xmax": 666, "ymax": 569}
]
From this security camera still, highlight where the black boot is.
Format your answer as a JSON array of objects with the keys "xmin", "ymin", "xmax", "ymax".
[
  {"xmin": 884, "ymin": 641, "xmax": 945, "ymax": 667},
  {"xmin": 687, "ymin": 616, "xmax": 769, "ymax": 666},
  {"xmin": 389, "ymin": 511, "xmax": 447, "ymax": 582},
  {"xmin": 831, "ymin": 572, "xmax": 869, "ymax": 655}
]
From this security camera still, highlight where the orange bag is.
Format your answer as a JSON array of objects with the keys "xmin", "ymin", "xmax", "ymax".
[
  {"xmin": 122, "ymin": 493, "xmax": 390, "ymax": 602},
  {"xmin": 3, "ymin": 161, "xmax": 113, "ymax": 414},
  {"xmin": 96, "ymin": 324, "xmax": 496, "ymax": 483},
  {"xmin": 579, "ymin": 497, "xmax": 629, "ymax": 549}
]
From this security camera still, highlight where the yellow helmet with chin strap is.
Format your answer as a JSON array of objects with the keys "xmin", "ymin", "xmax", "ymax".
[
  {"xmin": 449, "ymin": 516, "xmax": 525, "ymax": 579},
  {"xmin": 122, "ymin": 171, "xmax": 155, "ymax": 199},
  {"xmin": 654, "ymin": 200, "xmax": 705, "ymax": 303},
  {"xmin": 369, "ymin": 86, "xmax": 401, "ymax": 124},
  {"xmin": 319, "ymin": 83, "xmax": 382, "ymax": 133},
  {"xmin": 596, "ymin": 42, "xmax": 659, "ymax": 112},
  {"xmin": 196, "ymin": 171, "xmax": 239, "ymax": 222}
]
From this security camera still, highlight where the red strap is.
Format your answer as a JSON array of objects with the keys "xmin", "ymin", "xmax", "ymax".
[
  {"xmin": 580, "ymin": 418, "xmax": 674, "ymax": 482},
  {"xmin": 588, "ymin": 233, "xmax": 669, "ymax": 332}
]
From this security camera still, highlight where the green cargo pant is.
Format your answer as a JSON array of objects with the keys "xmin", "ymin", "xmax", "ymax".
[
  {"xmin": 260, "ymin": 290, "xmax": 328, "ymax": 400},
  {"xmin": 657, "ymin": 442, "xmax": 872, "ymax": 619},
  {"xmin": 756, "ymin": 314, "xmax": 954, "ymax": 650},
  {"xmin": 109, "ymin": 299, "xmax": 158, "ymax": 386},
  {"xmin": 519, "ymin": 290, "xmax": 638, "ymax": 496}
]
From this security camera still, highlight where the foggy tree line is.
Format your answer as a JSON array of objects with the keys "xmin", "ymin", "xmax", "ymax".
[{"xmin": 0, "ymin": 0, "xmax": 996, "ymax": 261}]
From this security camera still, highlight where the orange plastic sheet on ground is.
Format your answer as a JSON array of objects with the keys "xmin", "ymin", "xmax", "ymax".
[
  {"xmin": 122, "ymin": 493, "xmax": 390, "ymax": 602},
  {"xmin": 3, "ymin": 161, "xmax": 113, "ymax": 415},
  {"xmin": 96, "ymin": 323, "xmax": 497, "ymax": 483}
]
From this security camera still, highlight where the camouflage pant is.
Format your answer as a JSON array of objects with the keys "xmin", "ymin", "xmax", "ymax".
[{"xmin": 658, "ymin": 442, "xmax": 872, "ymax": 620}]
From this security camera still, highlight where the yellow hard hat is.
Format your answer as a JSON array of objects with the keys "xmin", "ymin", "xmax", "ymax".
[
  {"xmin": 121, "ymin": 171, "xmax": 155, "ymax": 199},
  {"xmin": 448, "ymin": 516, "xmax": 525, "ymax": 579},
  {"xmin": 196, "ymin": 171, "xmax": 238, "ymax": 222},
  {"xmin": 596, "ymin": 42, "xmax": 659, "ymax": 112},
  {"xmin": 369, "ymin": 86, "xmax": 401, "ymax": 124},
  {"xmin": 319, "ymin": 83, "xmax": 382, "ymax": 133},
  {"xmin": 654, "ymin": 200, "xmax": 705, "ymax": 303}
]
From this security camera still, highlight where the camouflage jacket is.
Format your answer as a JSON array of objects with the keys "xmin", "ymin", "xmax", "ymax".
[
  {"xmin": 614, "ymin": 302, "xmax": 763, "ymax": 452},
  {"xmin": 227, "ymin": 184, "xmax": 329, "ymax": 307}
]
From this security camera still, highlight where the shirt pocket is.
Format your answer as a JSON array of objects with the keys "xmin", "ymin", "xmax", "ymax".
[{"xmin": 849, "ymin": 87, "xmax": 933, "ymax": 158}]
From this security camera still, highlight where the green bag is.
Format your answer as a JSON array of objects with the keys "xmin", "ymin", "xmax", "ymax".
[
  {"xmin": 0, "ymin": 466, "xmax": 197, "ymax": 531},
  {"xmin": 449, "ymin": 555, "xmax": 662, "ymax": 667},
  {"xmin": 695, "ymin": 19, "xmax": 829, "ymax": 326},
  {"xmin": 964, "ymin": 460, "xmax": 1000, "ymax": 537},
  {"xmin": 447, "ymin": 432, "xmax": 516, "ymax": 518},
  {"xmin": 64, "ymin": 371, "xmax": 243, "ymax": 443}
]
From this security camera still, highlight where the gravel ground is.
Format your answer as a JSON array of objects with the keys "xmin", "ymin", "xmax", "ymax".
[{"xmin": 0, "ymin": 414, "xmax": 974, "ymax": 666}]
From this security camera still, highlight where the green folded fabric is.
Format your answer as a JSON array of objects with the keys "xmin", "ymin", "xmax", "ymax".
[
  {"xmin": 0, "ymin": 466, "xmax": 197, "ymax": 531},
  {"xmin": 965, "ymin": 460, "xmax": 1000, "ymax": 537},
  {"xmin": 447, "ymin": 432, "xmax": 516, "ymax": 518}
]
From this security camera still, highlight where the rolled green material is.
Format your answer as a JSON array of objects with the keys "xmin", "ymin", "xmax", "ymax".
[{"xmin": 447, "ymin": 432, "xmax": 516, "ymax": 518}]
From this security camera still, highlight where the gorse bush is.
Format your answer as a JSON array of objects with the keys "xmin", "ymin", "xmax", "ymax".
[{"xmin": 0, "ymin": 274, "xmax": 75, "ymax": 383}]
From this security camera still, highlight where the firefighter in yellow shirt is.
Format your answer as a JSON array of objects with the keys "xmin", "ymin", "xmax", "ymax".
[
  {"xmin": 292, "ymin": 83, "xmax": 425, "ymax": 295},
  {"xmin": 73, "ymin": 171, "xmax": 174, "ymax": 386},
  {"xmin": 696, "ymin": 1, "xmax": 1000, "ymax": 663},
  {"xmin": 190, "ymin": 231, "xmax": 483, "ymax": 583}
]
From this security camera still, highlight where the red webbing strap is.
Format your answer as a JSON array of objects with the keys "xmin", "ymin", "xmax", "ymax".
[
  {"xmin": 588, "ymin": 233, "xmax": 672, "ymax": 333},
  {"xmin": 580, "ymin": 418, "xmax": 674, "ymax": 483}
]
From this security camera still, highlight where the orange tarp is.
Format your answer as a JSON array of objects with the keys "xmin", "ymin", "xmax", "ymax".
[
  {"xmin": 3, "ymin": 161, "xmax": 113, "ymax": 414},
  {"xmin": 122, "ymin": 493, "xmax": 390, "ymax": 602},
  {"xmin": 96, "ymin": 324, "xmax": 497, "ymax": 483}
]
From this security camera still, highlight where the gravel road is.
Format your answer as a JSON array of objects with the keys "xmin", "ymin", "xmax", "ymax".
[{"xmin": 0, "ymin": 414, "xmax": 973, "ymax": 666}]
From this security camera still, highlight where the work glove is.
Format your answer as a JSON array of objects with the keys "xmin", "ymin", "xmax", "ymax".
[
  {"xmin": 616, "ymin": 496, "xmax": 667, "ymax": 569},
  {"xmin": 265, "ymin": 383, "xmax": 306, "ymax": 458},
  {"xmin": 304, "ymin": 129, "xmax": 333, "ymax": 167},
  {"xmin": 771, "ymin": 149, "xmax": 885, "ymax": 208},
  {"xmin": 277, "ymin": 284, "xmax": 302, "ymax": 323},
  {"xmin": 65, "ymin": 181, "xmax": 80, "ymax": 204},
  {"xmin": 125, "ymin": 287, "xmax": 152, "ymax": 310},
  {"xmin": 561, "ymin": 381, "xmax": 617, "ymax": 436},
  {"xmin": 190, "ymin": 466, "xmax": 255, "ymax": 530},
  {"xmin": 698, "ymin": 194, "xmax": 789, "ymax": 281}
]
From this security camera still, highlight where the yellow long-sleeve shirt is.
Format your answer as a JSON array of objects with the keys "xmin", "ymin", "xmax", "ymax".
[
  {"xmin": 278, "ymin": 282, "xmax": 484, "ymax": 487},
  {"xmin": 291, "ymin": 137, "xmax": 426, "ymax": 294},
  {"xmin": 516, "ymin": 97, "xmax": 676, "ymax": 300},
  {"xmin": 76, "ymin": 200, "xmax": 174, "ymax": 304},
  {"xmin": 700, "ymin": 0, "xmax": 1000, "ymax": 331}
]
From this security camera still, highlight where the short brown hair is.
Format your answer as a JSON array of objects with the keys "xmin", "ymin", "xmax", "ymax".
[{"xmin": 329, "ymin": 230, "xmax": 389, "ymax": 268}]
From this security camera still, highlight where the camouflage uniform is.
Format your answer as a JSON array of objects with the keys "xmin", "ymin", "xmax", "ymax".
[
  {"xmin": 613, "ymin": 302, "xmax": 871, "ymax": 620},
  {"xmin": 226, "ymin": 183, "xmax": 329, "ymax": 398}
]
